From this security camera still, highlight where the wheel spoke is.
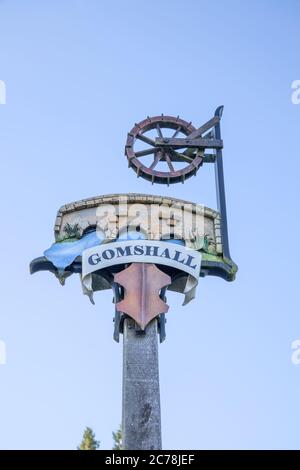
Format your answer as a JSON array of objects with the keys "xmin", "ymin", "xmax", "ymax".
[
  {"xmin": 149, "ymin": 151, "xmax": 163, "ymax": 170},
  {"xmin": 183, "ymin": 147, "xmax": 197, "ymax": 157},
  {"xmin": 169, "ymin": 148, "xmax": 193, "ymax": 163},
  {"xmin": 156, "ymin": 124, "xmax": 163, "ymax": 138},
  {"xmin": 172, "ymin": 126, "xmax": 181, "ymax": 138},
  {"xmin": 165, "ymin": 152, "xmax": 175, "ymax": 172},
  {"xmin": 136, "ymin": 133, "xmax": 156, "ymax": 147},
  {"xmin": 135, "ymin": 148, "xmax": 156, "ymax": 157}
]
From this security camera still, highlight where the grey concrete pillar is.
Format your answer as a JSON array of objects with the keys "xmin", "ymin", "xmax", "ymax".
[{"xmin": 122, "ymin": 317, "xmax": 162, "ymax": 450}]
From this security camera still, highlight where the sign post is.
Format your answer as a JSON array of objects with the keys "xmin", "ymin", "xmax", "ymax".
[
  {"xmin": 30, "ymin": 108, "xmax": 237, "ymax": 450},
  {"xmin": 122, "ymin": 317, "xmax": 161, "ymax": 450}
]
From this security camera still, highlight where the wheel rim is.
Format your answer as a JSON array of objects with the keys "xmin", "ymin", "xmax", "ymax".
[{"xmin": 125, "ymin": 115, "xmax": 204, "ymax": 185}]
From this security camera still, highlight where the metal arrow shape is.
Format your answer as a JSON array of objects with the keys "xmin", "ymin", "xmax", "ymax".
[{"xmin": 114, "ymin": 263, "xmax": 171, "ymax": 330}]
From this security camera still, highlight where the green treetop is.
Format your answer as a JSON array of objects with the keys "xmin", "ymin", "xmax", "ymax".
[
  {"xmin": 78, "ymin": 427, "xmax": 100, "ymax": 450},
  {"xmin": 112, "ymin": 425, "xmax": 123, "ymax": 450}
]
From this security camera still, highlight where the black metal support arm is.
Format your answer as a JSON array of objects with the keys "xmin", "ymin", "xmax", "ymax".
[{"xmin": 213, "ymin": 105, "xmax": 231, "ymax": 260}]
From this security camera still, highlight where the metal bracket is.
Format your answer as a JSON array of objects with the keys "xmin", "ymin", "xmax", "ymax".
[
  {"xmin": 155, "ymin": 137, "xmax": 223, "ymax": 150},
  {"xmin": 112, "ymin": 280, "xmax": 168, "ymax": 343},
  {"xmin": 112, "ymin": 281, "xmax": 122, "ymax": 343}
]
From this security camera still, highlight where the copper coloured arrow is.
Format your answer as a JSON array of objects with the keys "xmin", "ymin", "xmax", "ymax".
[{"xmin": 114, "ymin": 263, "xmax": 171, "ymax": 330}]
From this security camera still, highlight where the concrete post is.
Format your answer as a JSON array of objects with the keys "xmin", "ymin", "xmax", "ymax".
[{"xmin": 122, "ymin": 317, "xmax": 162, "ymax": 450}]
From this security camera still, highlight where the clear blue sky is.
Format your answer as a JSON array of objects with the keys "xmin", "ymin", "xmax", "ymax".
[{"xmin": 0, "ymin": 0, "xmax": 299, "ymax": 450}]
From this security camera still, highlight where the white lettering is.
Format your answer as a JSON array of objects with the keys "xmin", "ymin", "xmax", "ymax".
[
  {"xmin": 0, "ymin": 340, "xmax": 6, "ymax": 365},
  {"xmin": 0, "ymin": 80, "xmax": 6, "ymax": 104},
  {"xmin": 291, "ymin": 339, "xmax": 300, "ymax": 365},
  {"xmin": 291, "ymin": 80, "xmax": 300, "ymax": 104}
]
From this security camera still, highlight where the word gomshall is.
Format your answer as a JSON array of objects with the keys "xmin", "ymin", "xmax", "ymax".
[
  {"xmin": 83, "ymin": 240, "xmax": 201, "ymax": 278},
  {"xmin": 89, "ymin": 243, "xmax": 197, "ymax": 270},
  {"xmin": 82, "ymin": 240, "xmax": 202, "ymax": 305}
]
